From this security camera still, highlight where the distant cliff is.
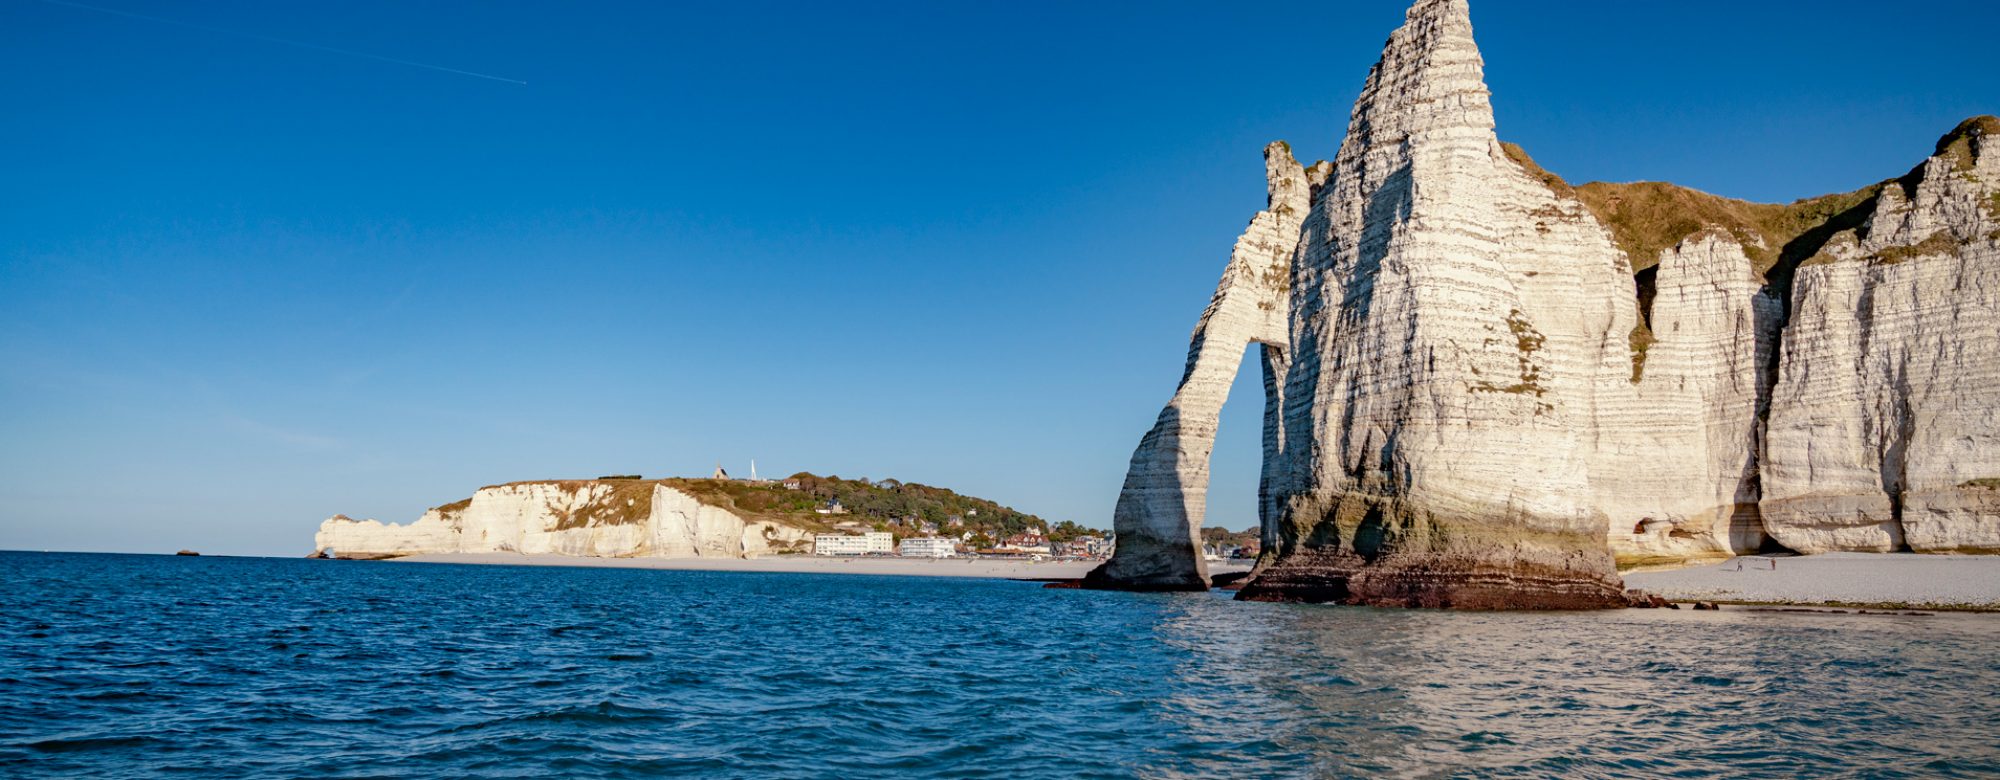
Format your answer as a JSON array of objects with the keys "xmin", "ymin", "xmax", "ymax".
[
  {"xmin": 1092, "ymin": 0, "xmax": 1999, "ymax": 607},
  {"xmin": 315, "ymin": 481, "xmax": 812, "ymax": 559},
  {"xmin": 314, "ymin": 473, "xmax": 1071, "ymax": 559}
]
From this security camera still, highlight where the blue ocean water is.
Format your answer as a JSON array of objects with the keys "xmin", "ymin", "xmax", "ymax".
[{"xmin": 3, "ymin": 552, "xmax": 1997, "ymax": 778}]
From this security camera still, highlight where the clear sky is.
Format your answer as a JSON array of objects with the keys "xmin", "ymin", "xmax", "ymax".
[{"xmin": 3, "ymin": 0, "xmax": 1995, "ymax": 555}]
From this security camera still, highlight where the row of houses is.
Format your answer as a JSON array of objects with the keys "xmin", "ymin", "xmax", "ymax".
[
  {"xmin": 811, "ymin": 532, "xmax": 963, "ymax": 558},
  {"xmin": 811, "ymin": 530, "xmax": 1115, "ymax": 559}
]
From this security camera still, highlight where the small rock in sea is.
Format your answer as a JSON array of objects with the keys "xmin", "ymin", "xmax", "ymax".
[
  {"xmin": 175, "ymin": 550, "xmax": 200, "ymax": 557},
  {"xmin": 1692, "ymin": 602, "xmax": 1720, "ymax": 611},
  {"xmin": 1210, "ymin": 571, "xmax": 1254, "ymax": 591},
  {"xmin": 1624, "ymin": 590, "xmax": 1670, "ymax": 609}
]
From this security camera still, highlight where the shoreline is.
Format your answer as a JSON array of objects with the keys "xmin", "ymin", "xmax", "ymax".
[
  {"xmin": 1623, "ymin": 552, "xmax": 2000, "ymax": 611},
  {"xmin": 297, "ymin": 551, "xmax": 1999, "ymax": 611},
  {"xmin": 381, "ymin": 552, "xmax": 1255, "ymax": 582}
]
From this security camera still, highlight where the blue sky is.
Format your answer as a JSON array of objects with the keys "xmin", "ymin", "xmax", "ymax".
[{"xmin": 3, "ymin": 0, "xmax": 1994, "ymax": 555}]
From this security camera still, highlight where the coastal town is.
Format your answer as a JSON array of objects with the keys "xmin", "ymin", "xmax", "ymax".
[
  {"xmin": 807, "ymin": 525, "xmax": 1260, "ymax": 561},
  {"xmin": 807, "ymin": 523, "xmax": 1116, "ymax": 560},
  {"xmin": 682, "ymin": 462, "xmax": 1264, "ymax": 561},
  {"xmin": 804, "ymin": 509, "xmax": 1261, "ymax": 562}
]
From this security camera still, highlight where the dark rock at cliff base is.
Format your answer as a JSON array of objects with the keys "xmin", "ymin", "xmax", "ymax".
[
  {"xmin": 1077, "ymin": 561, "xmax": 1209, "ymax": 593},
  {"xmin": 1095, "ymin": 0, "xmax": 2000, "ymax": 608},
  {"xmin": 1234, "ymin": 549, "xmax": 1629, "ymax": 610}
]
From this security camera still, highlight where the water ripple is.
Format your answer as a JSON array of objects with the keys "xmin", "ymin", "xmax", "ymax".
[{"xmin": 2, "ymin": 551, "xmax": 1998, "ymax": 779}]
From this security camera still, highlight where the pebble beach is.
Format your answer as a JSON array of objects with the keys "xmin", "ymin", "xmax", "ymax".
[{"xmin": 1623, "ymin": 552, "xmax": 2000, "ymax": 610}]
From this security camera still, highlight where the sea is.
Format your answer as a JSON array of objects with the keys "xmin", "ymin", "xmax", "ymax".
[{"xmin": 3, "ymin": 552, "xmax": 1998, "ymax": 779}]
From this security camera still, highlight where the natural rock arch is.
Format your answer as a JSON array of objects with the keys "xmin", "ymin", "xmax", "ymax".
[{"xmin": 1082, "ymin": 143, "xmax": 1319, "ymax": 591}]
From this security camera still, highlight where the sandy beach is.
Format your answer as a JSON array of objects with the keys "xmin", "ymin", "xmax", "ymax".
[
  {"xmin": 388, "ymin": 552, "xmax": 1254, "ymax": 581},
  {"xmin": 1624, "ymin": 553, "xmax": 2000, "ymax": 610}
]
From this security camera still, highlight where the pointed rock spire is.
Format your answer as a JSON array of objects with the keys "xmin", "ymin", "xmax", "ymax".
[{"xmin": 1239, "ymin": 0, "xmax": 1633, "ymax": 608}]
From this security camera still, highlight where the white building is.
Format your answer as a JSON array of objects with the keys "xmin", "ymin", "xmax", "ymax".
[
  {"xmin": 813, "ymin": 531, "xmax": 894, "ymax": 556},
  {"xmin": 899, "ymin": 537, "xmax": 957, "ymax": 558}
]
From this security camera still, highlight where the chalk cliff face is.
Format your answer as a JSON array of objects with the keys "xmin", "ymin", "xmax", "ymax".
[
  {"xmin": 314, "ymin": 481, "xmax": 810, "ymax": 559},
  {"xmin": 1762, "ymin": 121, "xmax": 2000, "ymax": 554},
  {"xmin": 1093, "ymin": 0, "xmax": 1999, "ymax": 605},
  {"xmin": 1082, "ymin": 142, "xmax": 1310, "ymax": 591},
  {"xmin": 1238, "ymin": 0, "xmax": 1631, "ymax": 608},
  {"xmin": 1596, "ymin": 232, "xmax": 1782, "ymax": 567}
]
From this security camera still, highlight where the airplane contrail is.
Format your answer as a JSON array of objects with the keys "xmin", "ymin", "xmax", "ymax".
[{"xmin": 32, "ymin": 0, "xmax": 528, "ymax": 85}]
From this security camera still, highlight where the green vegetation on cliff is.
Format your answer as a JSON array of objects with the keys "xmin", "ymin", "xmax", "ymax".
[
  {"xmin": 1201, "ymin": 525, "xmax": 1260, "ymax": 552},
  {"xmin": 1504, "ymin": 116, "xmax": 1998, "ymax": 383},
  {"xmin": 474, "ymin": 472, "xmax": 1087, "ymax": 541},
  {"xmin": 664, "ymin": 472, "xmax": 1071, "ymax": 538},
  {"xmin": 1499, "ymin": 118, "xmax": 2000, "ymax": 277}
]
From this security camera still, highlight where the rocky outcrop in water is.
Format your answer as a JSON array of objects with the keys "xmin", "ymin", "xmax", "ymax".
[
  {"xmin": 1093, "ymin": 0, "xmax": 1999, "ymax": 606},
  {"xmin": 314, "ymin": 481, "xmax": 810, "ymax": 559},
  {"xmin": 1236, "ymin": 0, "xmax": 1631, "ymax": 608}
]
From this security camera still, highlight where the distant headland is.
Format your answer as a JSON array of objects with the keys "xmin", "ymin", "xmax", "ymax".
[{"xmin": 314, "ymin": 471, "xmax": 1108, "ymax": 561}]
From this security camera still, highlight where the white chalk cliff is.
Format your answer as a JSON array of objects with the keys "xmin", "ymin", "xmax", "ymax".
[
  {"xmin": 315, "ymin": 481, "xmax": 810, "ymax": 559},
  {"xmin": 1092, "ymin": 0, "xmax": 2000, "ymax": 604},
  {"xmin": 1762, "ymin": 122, "xmax": 2000, "ymax": 555},
  {"xmin": 1083, "ymin": 142, "xmax": 1311, "ymax": 590},
  {"xmin": 1239, "ymin": 0, "xmax": 1633, "ymax": 607}
]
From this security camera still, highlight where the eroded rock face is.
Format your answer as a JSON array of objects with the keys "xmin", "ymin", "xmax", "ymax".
[
  {"xmin": 1762, "ymin": 124, "xmax": 2000, "ymax": 554},
  {"xmin": 313, "ymin": 482, "xmax": 810, "ymax": 559},
  {"xmin": 1082, "ymin": 143, "xmax": 1310, "ymax": 591},
  {"xmin": 1598, "ymin": 233, "xmax": 1782, "ymax": 568},
  {"xmin": 1093, "ymin": 0, "xmax": 1999, "ymax": 603},
  {"xmin": 1235, "ymin": 0, "xmax": 1629, "ymax": 609}
]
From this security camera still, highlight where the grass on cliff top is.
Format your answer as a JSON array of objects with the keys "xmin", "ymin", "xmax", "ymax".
[
  {"xmin": 1937, "ymin": 115, "xmax": 1999, "ymax": 171},
  {"xmin": 1868, "ymin": 232, "xmax": 1963, "ymax": 266},
  {"xmin": 1501, "ymin": 115, "xmax": 2000, "ymax": 276},
  {"xmin": 471, "ymin": 472, "xmax": 1078, "ymax": 540},
  {"xmin": 1568, "ymin": 181, "xmax": 1881, "ymax": 275},
  {"xmin": 524, "ymin": 479, "xmax": 666, "ymax": 531},
  {"xmin": 1500, "ymin": 142, "xmax": 1573, "ymax": 198}
]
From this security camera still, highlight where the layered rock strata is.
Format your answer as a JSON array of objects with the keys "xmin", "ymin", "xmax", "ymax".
[
  {"xmin": 1237, "ymin": 0, "xmax": 1631, "ymax": 608},
  {"xmin": 1761, "ymin": 120, "xmax": 2000, "ymax": 554},
  {"xmin": 1092, "ymin": 0, "xmax": 2000, "ymax": 606},
  {"xmin": 1594, "ymin": 231, "xmax": 1783, "ymax": 567},
  {"xmin": 314, "ymin": 481, "xmax": 810, "ymax": 559},
  {"xmin": 1081, "ymin": 143, "xmax": 1312, "ymax": 591}
]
